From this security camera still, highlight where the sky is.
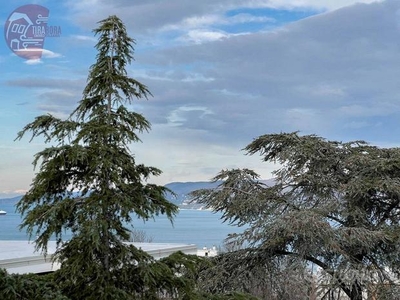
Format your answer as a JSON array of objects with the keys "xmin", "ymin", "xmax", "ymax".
[{"xmin": 0, "ymin": 0, "xmax": 398, "ymax": 198}]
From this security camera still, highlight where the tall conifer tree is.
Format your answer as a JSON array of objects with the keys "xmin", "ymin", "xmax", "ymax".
[
  {"xmin": 16, "ymin": 15, "xmax": 177, "ymax": 299},
  {"xmin": 194, "ymin": 132, "xmax": 400, "ymax": 300}
]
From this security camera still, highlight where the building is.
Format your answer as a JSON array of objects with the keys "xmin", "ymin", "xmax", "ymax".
[{"xmin": 0, "ymin": 240, "xmax": 200, "ymax": 274}]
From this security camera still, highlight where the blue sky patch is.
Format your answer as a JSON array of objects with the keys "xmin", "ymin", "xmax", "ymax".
[{"xmin": 222, "ymin": 7, "xmax": 322, "ymax": 33}]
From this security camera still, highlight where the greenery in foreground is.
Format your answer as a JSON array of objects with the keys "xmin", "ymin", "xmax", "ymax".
[
  {"xmin": 0, "ymin": 253, "xmax": 258, "ymax": 300},
  {"xmin": 1, "ymin": 15, "xmax": 256, "ymax": 300},
  {"xmin": 192, "ymin": 132, "xmax": 400, "ymax": 300}
]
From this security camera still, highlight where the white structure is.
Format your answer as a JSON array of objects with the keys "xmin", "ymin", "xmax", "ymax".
[
  {"xmin": 197, "ymin": 245, "xmax": 218, "ymax": 257},
  {"xmin": 0, "ymin": 241, "xmax": 199, "ymax": 274}
]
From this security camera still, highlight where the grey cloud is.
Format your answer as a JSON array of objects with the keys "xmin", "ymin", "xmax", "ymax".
[
  {"xmin": 5, "ymin": 78, "xmax": 85, "ymax": 90},
  {"xmin": 4, "ymin": 0, "xmax": 392, "ymax": 192},
  {"xmin": 14, "ymin": 0, "xmax": 396, "ymax": 149},
  {"xmin": 5, "ymin": 78, "xmax": 86, "ymax": 117},
  {"xmin": 37, "ymin": 90, "xmax": 81, "ymax": 116},
  {"xmin": 65, "ymin": 0, "xmax": 379, "ymax": 34},
  {"xmin": 67, "ymin": 0, "xmax": 226, "ymax": 33},
  {"xmin": 65, "ymin": 0, "xmax": 324, "ymax": 39},
  {"xmin": 132, "ymin": 0, "xmax": 400, "ymax": 146}
]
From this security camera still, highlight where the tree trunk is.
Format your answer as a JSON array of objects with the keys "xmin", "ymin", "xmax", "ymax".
[{"xmin": 349, "ymin": 280, "xmax": 362, "ymax": 300}]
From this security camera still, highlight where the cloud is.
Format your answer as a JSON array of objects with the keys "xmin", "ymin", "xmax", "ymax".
[
  {"xmin": 24, "ymin": 59, "xmax": 43, "ymax": 65},
  {"xmin": 132, "ymin": 0, "xmax": 400, "ymax": 147},
  {"xmin": 163, "ymin": 12, "xmax": 275, "ymax": 31},
  {"xmin": 337, "ymin": 102, "xmax": 400, "ymax": 118},
  {"xmin": 5, "ymin": 77, "xmax": 85, "ymax": 118},
  {"xmin": 41, "ymin": 49, "xmax": 63, "ymax": 58},
  {"xmin": 6, "ymin": 78, "xmax": 84, "ymax": 90},
  {"xmin": 63, "ymin": 0, "xmax": 381, "ymax": 53},
  {"xmin": 180, "ymin": 30, "xmax": 229, "ymax": 44},
  {"xmin": 63, "ymin": 0, "xmax": 394, "ymax": 147},
  {"xmin": 167, "ymin": 106, "xmax": 215, "ymax": 126},
  {"xmin": 4, "ymin": 0, "xmax": 397, "ymax": 194},
  {"xmin": 22, "ymin": 49, "xmax": 62, "ymax": 65},
  {"xmin": 70, "ymin": 35, "xmax": 97, "ymax": 42},
  {"xmin": 271, "ymin": 0, "xmax": 383, "ymax": 10},
  {"xmin": 133, "ymin": 124, "xmax": 278, "ymax": 185},
  {"xmin": 24, "ymin": 49, "xmax": 62, "ymax": 65},
  {"xmin": 284, "ymin": 108, "xmax": 323, "ymax": 131},
  {"xmin": 65, "ymin": 0, "xmax": 382, "ymax": 33},
  {"xmin": 37, "ymin": 90, "xmax": 81, "ymax": 118},
  {"xmin": 295, "ymin": 83, "xmax": 347, "ymax": 98}
]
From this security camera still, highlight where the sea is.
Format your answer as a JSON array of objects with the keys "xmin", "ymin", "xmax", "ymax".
[{"xmin": 0, "ymin": 200, "xmax": 242, "ymax": 249}]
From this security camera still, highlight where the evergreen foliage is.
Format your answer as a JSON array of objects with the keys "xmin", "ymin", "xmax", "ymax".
[
  {"xmin": 15, "ymin": 15, "xmax": 179, "ymax": 299},
  {"xmin": 10, "ymin": 15, "xmax": 260, "ymax": 300},
  {"xmin": 192, "ymin": 132, "xmax": 400, "ymax": 300},
  {"xmin": 0, "ymin": 270, "xmax": 68, "ymax": 300}
]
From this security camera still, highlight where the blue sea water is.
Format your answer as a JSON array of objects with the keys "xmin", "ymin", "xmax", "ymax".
[{"xmin": 0, "ymin": 201, "xmax": 241, "ymax": 248}]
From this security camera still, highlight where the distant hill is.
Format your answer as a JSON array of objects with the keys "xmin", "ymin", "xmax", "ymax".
[
  {"xmin": 0, "ymin": 179, "xmax": 275, "ymax": 207},
  {"xmin": 164, "ymin": 179, "xmax": 275, "ymax": 206},
  {"xmin": 0, "ymin": 195, "xmax": 22, "ymax": 205},
  {"xmin": 164, "ymin": 181, "xmax": 221, "ymax": 205}
]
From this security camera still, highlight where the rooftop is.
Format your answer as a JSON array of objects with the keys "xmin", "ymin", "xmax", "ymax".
[{"xmin": 0, "ymin": 240, "xmax": 199, "ymax": 274}]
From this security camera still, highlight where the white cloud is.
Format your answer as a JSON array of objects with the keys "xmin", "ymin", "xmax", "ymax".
[
  {"xmin": 41, "ymin": 49, "xmax": 63, "ymax": 58},
  {"xmin": 167, "ymin": 106, "xmax": 214, "ymax": 126},
  {"xmin": 229, "ymin": 13, "xmax": 275, "ymax": 24},
  {"xmin": 24, "ymin": 58, "xmax": 43, "ymax": 65},
  {"xmin": 164, "ymin": 12, "xmax": 275, "ymax": 31},
  {"xmin": 338, "ymin": 102, "xmax": 400, "ymax": 118},
  {"xmin": 22, "ymin": 49, "xmax": 62, "ymax": 65},
  {"xmin": 70, "ymin": 35, "xmax": 97, "ymax": 42},
  {"xmin": 312, "ymin": 84, "xmax": 346, "ymax": 97},
  {"xmin": 177, "ymin": 14, "xmax": 222, "ymax": 29},
  {"xmin": 133, "ymin": 124, "xmax": 278, "ymax": 185},
  {"xmin": 295, "ymin": 83, "xmax": 347, "ymax": 97},
  {"xmin": 244, "ymin": 0, "xmax": 382, "ymax": 10},
  {"xmin": 180, "ymin": 30, "xmax": 228, "ymax": 44},
  {"xmin": 181, "ymin": 74, "xmax": 215, "ymax": 82}
]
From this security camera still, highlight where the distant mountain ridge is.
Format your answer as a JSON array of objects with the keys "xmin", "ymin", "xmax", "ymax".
[
  {"xmin": 0, "ymin": 179, "xmax": 274, "ymax": 206},
  {"xmin": 164, "ymin": 181, "xmax": 221, "ymax": 205},
  {"xmin": 0, "ymin": 195, "xmax": 22, "ymax": 204},
  {"xmin": 164, "ymin": 179, "xmax": 274, "ymax": 205}
]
